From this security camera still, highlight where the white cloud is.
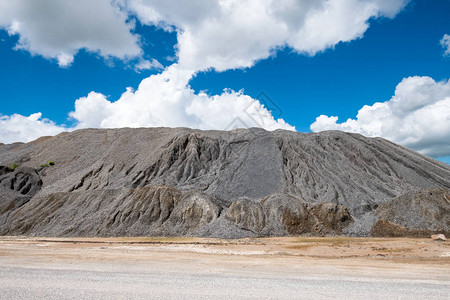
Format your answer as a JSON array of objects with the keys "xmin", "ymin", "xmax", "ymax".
[
  {"xmin": 0, "ymin": 0, "xmax": 408, "ymax": 70},
  {"xmin": 310, "ymin": 76, "xmax": 450, "ymax": 158},
  {"xmin": 0, "ymin": 113, "xmax": 66, "ymax": 144},
  {"xmin": 69, "ymin": 64, "xmax": 295, "ymax": 131},
  {"xmin": 0, "ymin": 64, "xmax": 295, "ymax": 144},
  {"xmin": 0, "ymin": 0, "xmax": 142, "ymax": 67},
  {"xmin": 127, "ymin": 0, "xmax": 408, "ymax": 71},
  {"xmin": 441, "ymin": 34, "xmax": 450, "ymax": 57},
  {"xmin": 134, "ymin": 58, "xmax": 164, "ymax": 72},
  {"xmin": 1, "ymin": 1, "xmax": 415, "ymax": 145},
  {"xmin": 56, "ymin": 53, "xmax": 74, "ymax": 68}
]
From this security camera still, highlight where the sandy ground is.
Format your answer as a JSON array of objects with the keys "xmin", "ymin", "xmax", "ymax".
[{"xmin": 0, "ymin": 236, "xmax": 449, "ymax": 299}]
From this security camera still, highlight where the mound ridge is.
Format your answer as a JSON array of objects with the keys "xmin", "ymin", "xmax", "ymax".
[{"xmin": 0, "ymin": 127, "xmax": 449, "ymax": 237}]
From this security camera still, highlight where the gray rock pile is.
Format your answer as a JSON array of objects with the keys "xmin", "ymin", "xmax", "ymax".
[{"xmin": 0, "ymin": 127, "xmax": 449, "ymax": 237}]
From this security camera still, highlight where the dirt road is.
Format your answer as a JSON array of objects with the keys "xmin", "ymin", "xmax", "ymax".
[{"xmin": 0, "ymin": 237, "xmax": 449, "ymax": 299}]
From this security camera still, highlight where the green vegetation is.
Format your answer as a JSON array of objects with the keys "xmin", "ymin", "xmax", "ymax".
[
  {"xmin": 40, "ymin": 161, "xmax": 55, "ymax": 168},
  {"xmin": 9, "ymin": 162, "xmax": 19, "ymax": 170}
]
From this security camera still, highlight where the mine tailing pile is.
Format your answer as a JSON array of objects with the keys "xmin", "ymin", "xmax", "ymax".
[{"xmin": 0, "ymin": 127, "xmax": 449, "ymax": 237}]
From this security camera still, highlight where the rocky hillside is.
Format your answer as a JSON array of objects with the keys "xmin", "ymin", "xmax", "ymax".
[{"xmin": 0, "ymin": 128, "xmax": 449, "ymax": 237}]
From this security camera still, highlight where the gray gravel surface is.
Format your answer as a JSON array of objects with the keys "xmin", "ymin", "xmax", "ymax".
[{"xmin": 1, "ymin": 266, "xmax": 449, "ymax": 300}]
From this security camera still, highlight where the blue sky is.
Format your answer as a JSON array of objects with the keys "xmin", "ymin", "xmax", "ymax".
[
  {"xmin": 0, "ymin": 0, "xmax": 449, "ymax": 163},
  {"xmin": 192, "ymin": 0, "xmax": 450, "ymax": 130}
]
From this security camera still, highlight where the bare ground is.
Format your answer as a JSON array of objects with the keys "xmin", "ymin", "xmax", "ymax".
[{"xmin": 0, "ymin": 236, "xmax": 449, "ymax": 299}]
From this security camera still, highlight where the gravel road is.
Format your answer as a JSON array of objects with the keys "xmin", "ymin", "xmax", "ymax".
[
  {"xmin": 1, "ymin": 265, "xmax": 449, "ymax": 299},
  {"xmin": 0, "ymin": 237, "xmax": 449, "ymax": 299}
]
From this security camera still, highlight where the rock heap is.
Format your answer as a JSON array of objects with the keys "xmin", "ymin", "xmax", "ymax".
[{"xmin": 0, "ymin": 128, "xmax": 449, "ymax": 237}]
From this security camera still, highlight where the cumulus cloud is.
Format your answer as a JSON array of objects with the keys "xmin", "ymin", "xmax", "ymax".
[
  {"xmin": 0, "ymin": 0, "xmax": 142, "ymax": 67},
  {"xmin": 1, "ymin": 0, "xmax": 414, "ymax": 144},
  {"xmin": 0, "ymin": 64, "xmax": 294, "ymax": 145},
  {"xmin": 69, "ymin": 64, "xmax": 295, "ymax": 131},
  {"xmin": 127, "ymin": 0, "xmax": 408, "ymax": 71},
  {"xmin": 441, "ymin": 34, "xmax": 450, "ymax": 57},
  {"xmin": 0, "ymin": 113, "xmax": 66, "ymax": 144},
  {"xmin": 134, "ymin": 58, "xmax": 164, "ymax": 72},
  {"xmin": 0, "ymin": 0, "xmax": 408, "ymax": 69},
  {"xmin": 310, "ymin": 76, "xmax": 450, "ymax": 158}
]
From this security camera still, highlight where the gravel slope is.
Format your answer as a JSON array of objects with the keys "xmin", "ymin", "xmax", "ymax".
[{"xmin": 0, "ymin": 128, "xmax": 449, "ymax": 237}]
